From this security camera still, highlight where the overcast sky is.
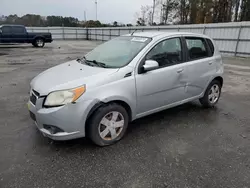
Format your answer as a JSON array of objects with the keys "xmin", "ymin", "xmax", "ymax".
[{"xmin": 1, "ymin": 0, "xmax": 154, "ymax": 24}]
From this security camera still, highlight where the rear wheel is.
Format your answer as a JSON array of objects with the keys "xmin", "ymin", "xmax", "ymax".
[
  {"xmin": 34, "ymin": 38, "xmax": 45, "ymax": 48},
  {"xmin": 88, "ymin": 103, "xmax": 129, "ymax": 146},
  {"xmin": 200, "ymin": 80, "xmax": 222, "ymax": 108}
]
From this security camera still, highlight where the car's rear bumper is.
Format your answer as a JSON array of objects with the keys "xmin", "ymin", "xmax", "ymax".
[{"xmin": 45, "ymin": 39, "xmax": 53, "ymax": 43}]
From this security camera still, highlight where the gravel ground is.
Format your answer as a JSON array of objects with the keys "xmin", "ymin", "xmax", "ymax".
[{"xmin": 0, "ymin": 41, "xmax": 250, "ymax": 188}]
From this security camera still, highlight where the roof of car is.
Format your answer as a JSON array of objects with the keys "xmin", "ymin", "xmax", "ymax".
[{"xmin": 125, "ymin": 31, "xmax": 208, "ymax": 39}]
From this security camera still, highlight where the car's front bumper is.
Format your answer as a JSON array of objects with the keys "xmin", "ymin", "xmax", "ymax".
[
  {"xmin": 28, "ymin": 92, "xmax": 97, "ymax": 141},
  {"xmin": 33, "ymin": 120, "xmax": 81, "ymax": 141}
]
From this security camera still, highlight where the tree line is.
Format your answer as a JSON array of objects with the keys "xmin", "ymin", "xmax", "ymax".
[
  {"xmin": 136, "ymin": 0, "xmax": 250, "ymax": 25},
  {"xmin": 1, "ymin": 0, "xmax": 250, "ymax": 28},
  {"xmin": 0, "ymin": 14, "xmax": 80, "ymax": 27},
  {"xmin": 0, "ymin": 14, "xmax": 133, "ymax": 27}
]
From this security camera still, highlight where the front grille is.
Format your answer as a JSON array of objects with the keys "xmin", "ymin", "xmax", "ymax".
[
  {"xmin": 29, "ymin": 111, "xmax": 36, "ymax": 121},
  {"xmin": 43, "ymin": 124, "xmax": 64, "ymax": 134},
  {"xmin": 30, "ymin": 93, "xmax": 37, "ymax": 105},
  {"xmin": 32, "ymin": 89, "xmax": 40, "ymax": 97}
]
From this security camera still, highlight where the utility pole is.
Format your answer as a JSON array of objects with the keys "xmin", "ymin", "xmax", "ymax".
[
  {"xmin": 152, "ymin": 0, "xmax": 156, "ymax": 25},
  {"xmin": 84, "ymin": 11, "xmax": 87, "ymax": 23},
  {"xmin": 160, "ymin": 4, "xmax": 164, "ymax": 24},
  {"xmin": 95, "ymin": 0, "xmax": 98, "ymax": 21},
  {"xmin": 162, "ymin": 3, "xmax": 167, "ymax": 24}
]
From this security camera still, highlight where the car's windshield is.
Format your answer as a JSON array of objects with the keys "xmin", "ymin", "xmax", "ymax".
[{"xmin": 84, "ymin": 36, "xmax": 151, "ymax": 68}]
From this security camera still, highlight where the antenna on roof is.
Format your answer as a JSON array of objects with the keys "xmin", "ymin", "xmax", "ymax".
[{"xmin": 131, "ymin": 29, "xmax": 137, "ymax": 36}]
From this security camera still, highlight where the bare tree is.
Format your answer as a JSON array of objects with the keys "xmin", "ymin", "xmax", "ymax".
[
  {"xmin": 234, "ymin": 0, "xmax": 241, "ymax": 21},
  {"xmin": 135, "ymin": 0, "xmax": 250, "ymax": 25},
  {"xmin": 240, "ymin": 0, "xmax": 250, "ymax": 21},
  {"xmin": 190, "ymin": 0, "xmax": 198, "ymax": 23},
  {"xmin": 179, "ymin": 0, "xmax": 190, "ymax": 24},
  {"xmin": 152, "ymin": 0, "xmax": 156, "ymax": 25},
  {"xmin": 160, "ymin": 0, "xmax": 179, "ymax": 24},
  {"xmin": 135, "ymin": 5, "xmax": 151, "ymax": 26}
]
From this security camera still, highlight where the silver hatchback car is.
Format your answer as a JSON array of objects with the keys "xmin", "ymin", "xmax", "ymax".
[{"xmin": 28, "ymin": 32, "xmax": 223, "ymax": 146}]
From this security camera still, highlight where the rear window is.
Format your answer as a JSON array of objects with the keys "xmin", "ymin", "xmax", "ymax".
[
  {"xmin": 206, "ymin": 39, "xmax": 215, "ymax": 55},
  {"xmin": 185, "ymin": 37, "xmax": 210, "ymax": 60}
]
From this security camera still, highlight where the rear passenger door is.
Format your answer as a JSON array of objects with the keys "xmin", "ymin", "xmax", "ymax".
[
  {"xmin": 184, "ymin": 37, "xmax": 216, "ymax": 98},
  {"xmin": 12, "ymin": 26, "xmax": 27, "ymax": 43}
]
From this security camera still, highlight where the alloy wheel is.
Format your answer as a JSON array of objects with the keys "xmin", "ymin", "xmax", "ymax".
[
  {"xmin": 98, "ymin": 111, "xmax": 125, "ymax": 141},
  {"xmin": 208, "ymin": 84, "xmax": 220, "ymax": 104}
]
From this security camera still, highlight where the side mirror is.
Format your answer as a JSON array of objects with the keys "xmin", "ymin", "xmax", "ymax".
[{"xmin": 143, "ymin": 60, "xmax": 159, "ymax": 72}]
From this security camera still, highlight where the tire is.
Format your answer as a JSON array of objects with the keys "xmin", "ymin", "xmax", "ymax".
[
  {"xmin": 88, "ymin": 103, "xmax": 129, "ymax": 146},
  {"xmin": 199, "ymin": 80, "xmax": 222, "ymax": 108},
  {"xmin": 34, "ymin": 38, "xmax": 45, "ymax": 48}
]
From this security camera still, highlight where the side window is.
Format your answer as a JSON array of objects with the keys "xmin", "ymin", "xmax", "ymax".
[
  {"xmin": 12, "ymin": 26, "xmax": 25, "ymax": 34},
  {"xmin": 1, "ymin": 26, "xmax": 12, "ymax": 34},
  {"xmin": 206, "ymin": 39, "xmax": 215, "ymax": 56},
  {"xmin": 146, "ymin": 38, "xmax": 182, "ymax": 68},
  {"xmin": 185, "ymin": 37, "xmax": 210, "ymax": 60}
]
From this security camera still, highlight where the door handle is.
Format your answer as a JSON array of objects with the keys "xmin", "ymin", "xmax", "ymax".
[
  {"xmin": 209, "ymin": 61, "xmax": 214, "ymax": 65},
  {"xmin": 177, "ymin": 68, "xmax": 184, "ymax": 73}
]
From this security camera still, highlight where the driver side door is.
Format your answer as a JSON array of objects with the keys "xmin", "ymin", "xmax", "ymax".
[{"xmin": 135, "ymin": 37, "xmax": 188, "ymax": 116}]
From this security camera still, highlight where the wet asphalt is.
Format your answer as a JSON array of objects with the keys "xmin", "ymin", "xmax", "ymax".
[{"xmin": 0, "ymin": 41, "xmax": 250, "ymax": 188}]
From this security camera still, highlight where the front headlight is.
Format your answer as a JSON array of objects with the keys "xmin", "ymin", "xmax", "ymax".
[{"xmin": 44, "ymin": 86, "xmax": 86, "ymax": 107}]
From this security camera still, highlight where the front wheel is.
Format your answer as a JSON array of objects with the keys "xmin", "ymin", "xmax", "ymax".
[
  {"xmin": 88, "ymin": 103, "xmax": 129, "ymax": 146},
  {"xmin": 200, "ymin": 80, "xmax": 222, "ymax": 108}
]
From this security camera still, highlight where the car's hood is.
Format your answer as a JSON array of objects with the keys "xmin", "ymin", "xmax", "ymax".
[{"xmin": 31, "ymin": 60, "xmax": 119, "ymax": 95}]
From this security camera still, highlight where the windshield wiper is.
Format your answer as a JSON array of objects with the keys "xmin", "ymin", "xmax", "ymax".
[
  {"xmin": 83, "ymin": 57, "xmax": 107, "ymax": 68},
  {"xmin": 77, "ymin": 57, "xmax": 93, "ymax": 66},
  {"xmin": 76, "ymin": 58, "xmax": 84, "ymax": 63}
]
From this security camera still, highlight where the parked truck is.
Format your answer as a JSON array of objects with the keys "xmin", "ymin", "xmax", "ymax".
[{"xmin": 0, "ymin": 25, "xmax": 53, "ymax": 47}]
